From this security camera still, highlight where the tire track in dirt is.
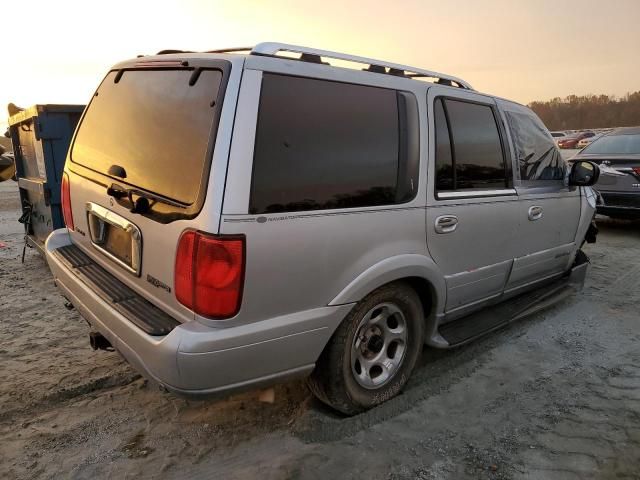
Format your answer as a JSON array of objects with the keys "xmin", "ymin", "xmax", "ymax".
[{"xmin": 0, "ymin": 370, "xmax": 142, "ymax": 425}]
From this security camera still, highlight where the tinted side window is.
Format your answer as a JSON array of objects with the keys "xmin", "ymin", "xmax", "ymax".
[
  {"xmin": 445, "ymin": 99, "xmax": 507, "ymax": 190},
  {"xmin": 505, "ymin": 111, "xmax": 566, "ymax": 181},
  {"xmin": 434, "ymin": 99, "xmax": 454, "ymax": 191},
  {"xmin": 434, "ymin": 99, "xmax": 509, "ymax": 192},
  {"xmin": 250, "ymin": 74, "xmax": 417, "ymax": 214}
]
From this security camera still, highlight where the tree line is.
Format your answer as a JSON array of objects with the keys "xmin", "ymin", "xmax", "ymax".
[{"xmin": 528, "ymin": 91, "xmax": 640, "ymax": 131}]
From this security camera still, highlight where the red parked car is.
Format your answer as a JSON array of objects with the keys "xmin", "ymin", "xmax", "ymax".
[{"xmin": 558, "ymin": 131, "xmax": 595, "ymax": 149}]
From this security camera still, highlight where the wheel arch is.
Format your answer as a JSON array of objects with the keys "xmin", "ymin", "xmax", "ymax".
[{"xmin": 328, "ymin": 255, "xmax": 446, "ymax": 345}]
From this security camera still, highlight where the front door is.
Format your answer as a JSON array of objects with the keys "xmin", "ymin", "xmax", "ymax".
[
  {"xmin": 498, "ymin": 102, "xmax": 581, "ymax": 294},
  {"xmin": 426, "ymin": 89, "xmax": 519, "ymax": 317}
]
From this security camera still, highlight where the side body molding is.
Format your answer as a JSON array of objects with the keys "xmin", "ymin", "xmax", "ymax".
[{"xmin": 328, "ymin": 254, "xmax": 446, "ymax": 315}]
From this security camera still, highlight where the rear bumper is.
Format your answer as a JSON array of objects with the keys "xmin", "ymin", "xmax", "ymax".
[
  {"xmin": 597, "ymin": 205, "xmax": 640, "ymax": 218},
  {"xmin": 45, "ymin": 228, "xmax": 351, "ymax": 397},
  {"xmin": 597, "ymin": 191, "xmax": 640, "ymax": 217}
]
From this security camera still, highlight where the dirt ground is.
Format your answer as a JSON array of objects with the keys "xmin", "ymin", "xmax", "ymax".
[{"xmin": 1, "ymin": 176, "xmax": 640, "ymax": 480}]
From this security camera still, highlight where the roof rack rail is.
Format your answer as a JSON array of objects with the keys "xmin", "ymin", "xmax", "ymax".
[
  {"xmin": 250, "ymin": 42, "xmax": 473, "ymax": 90},
  {"xmin": 206, "ymin": 47, "xmax": 254, "ymax": 54},
  {"xmin": 156, "ymin": 49, "xmax": 194, "ymax": 55}
]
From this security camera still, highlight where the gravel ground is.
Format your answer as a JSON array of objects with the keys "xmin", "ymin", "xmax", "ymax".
[{"xmin": 1, "ymin": 173, "xmax": 639, "ymax": 480}]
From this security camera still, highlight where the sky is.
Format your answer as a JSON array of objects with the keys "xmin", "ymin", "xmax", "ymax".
[{"xmin": 2, "ymin": 0, "xmax": 640, "ymax": 130}]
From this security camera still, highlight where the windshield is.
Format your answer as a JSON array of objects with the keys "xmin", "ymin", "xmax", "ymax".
[
  {"xmin": 582, "ymin": 133, "xmax": 640, "ymax": 155},
  {"xmin": 72, "ymin": 68, "xmax": 223, "ymax": 205}
]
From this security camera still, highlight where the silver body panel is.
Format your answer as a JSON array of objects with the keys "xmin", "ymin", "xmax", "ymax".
[{"xmin": 45, "ymin": 49, "xmax": 596, "ymax": 396}]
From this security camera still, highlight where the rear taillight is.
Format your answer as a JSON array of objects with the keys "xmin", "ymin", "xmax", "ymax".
[
  {"xmin": 61, "ymin": 172, "xmax": 74, "ymax": 231},
  {"xmin": 175, "ymin": 231, "xmax": 245, "ymax": 319},
  {"xmin": 632, "ymin": 167, "xmax": 640, "ymax": 176}
]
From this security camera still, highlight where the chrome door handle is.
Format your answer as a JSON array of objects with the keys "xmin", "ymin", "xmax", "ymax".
[
  {"xmin": 528, "ymin": 205, "xmax": 543, "ymax": 221},
  {"xmin": 435, "ymin": 215, "xmax": 458, "ymax": 234}
]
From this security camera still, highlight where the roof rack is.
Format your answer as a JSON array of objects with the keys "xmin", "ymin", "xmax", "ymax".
[
  {"xmin": 156, "ymin": 49, "xmax": 194, "ymax": 55},
  {"xmin": 206, "ymin": 47, "xmax": 254, "ymax": 54},
  {"xmin": 249, "ymin": 42, "xmax": 474, "ymax": 90}
]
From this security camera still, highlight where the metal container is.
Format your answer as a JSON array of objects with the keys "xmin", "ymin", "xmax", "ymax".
[{"xmin": 7, "ymin": 104, "xmax": 85, "ymax": 256}]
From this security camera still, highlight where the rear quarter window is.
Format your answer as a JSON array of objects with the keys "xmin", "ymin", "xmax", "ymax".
[{"xmin": 249, "ymin": 74, "xmax": 418, "ymax": 214}]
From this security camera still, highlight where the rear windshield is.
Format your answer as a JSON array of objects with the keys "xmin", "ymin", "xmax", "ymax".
[
  {"xmin": 582, "ymin": 134, "xmax": 640, "ymax": 155},
  {"xmin": 72, "ymin": 69, "xmax": 223, "ymax": 205}
]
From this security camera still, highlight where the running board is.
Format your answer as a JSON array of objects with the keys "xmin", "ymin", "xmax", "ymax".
[
  {"xmin": 438, "ymin": 254, "xmax": 589, "ymax": 347},
  {"xmin": 438, "ymin": 279, "xmax": 574, "ymax": 346}
]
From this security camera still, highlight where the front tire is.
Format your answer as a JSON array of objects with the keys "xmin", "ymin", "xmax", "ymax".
[{"xmin": 308, "ymin": 282, "xmax": 424, "ymax": 415}]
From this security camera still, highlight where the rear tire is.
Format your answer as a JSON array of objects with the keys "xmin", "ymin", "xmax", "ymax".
[{"xmin": 308, "ymin": 282, "xmax": 424, "ymax": 415}]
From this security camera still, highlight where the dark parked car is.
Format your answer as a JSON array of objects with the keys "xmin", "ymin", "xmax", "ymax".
[
  {"xmin": 571, "ymin": 127, "xmax": 640, "ymax": 218},
  {"xmin": 558, "ymin": 131, "xmax": 595, "ymax": 149}
]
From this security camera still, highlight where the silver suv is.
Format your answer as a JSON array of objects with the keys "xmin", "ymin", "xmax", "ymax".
[{"xmin": 46, "ymin": 43, "xmax": 599, "ymax": 414}]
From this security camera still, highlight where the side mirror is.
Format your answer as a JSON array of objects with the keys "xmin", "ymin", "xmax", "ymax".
[{"xmin": 569, "ymin": 160, "xmax": 600, "ymax": 187}]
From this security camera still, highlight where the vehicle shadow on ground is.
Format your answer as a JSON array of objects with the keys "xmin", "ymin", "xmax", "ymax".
[
  {"xmin": 220, "ymin": 217, "xmax": 631, "ymax": 444},
  {"xmin": 595, "ymin": 215, "xmax": 640, "ymax": 234},
  {"xmin": 148, "ymin": 321, "xmax": 511, "ymax": 450},
  {"xmin": 291, "ymin": 214, "xmax": 636, "ymax": 443},
  {"xmin": 290, "ymin": 302, "xmax": 562, "ymax": 444},
  {"xmin": 93, "ymin": 223, "xmax": 636, "ymax": 452}
]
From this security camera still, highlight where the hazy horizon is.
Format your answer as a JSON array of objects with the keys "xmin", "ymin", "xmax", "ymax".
[{"xmin": 2, "ymin": 0, "xmax": 640, "ymax": 129}]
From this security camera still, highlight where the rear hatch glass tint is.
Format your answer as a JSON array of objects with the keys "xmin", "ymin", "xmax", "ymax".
[{"xmin": 71, "ymin": 68, "xmax": 223, "ymax": 205}]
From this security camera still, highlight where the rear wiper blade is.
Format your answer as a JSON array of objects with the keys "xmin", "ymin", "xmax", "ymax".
[{"xmin": 106, "ymin": 183, "xmax": 186, "ymax": 214}]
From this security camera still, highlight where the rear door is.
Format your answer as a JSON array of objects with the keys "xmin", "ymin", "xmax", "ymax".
[
  {"xmin": 64, "ymin": 57, "xmax": 238, "ymax": 322},
  {"xmin": 499, "ymin": 102, "xmax": 580, "ymax": 294},
  {"xmin": 426, "ymin": 89, "xmax": 519, "ymax": 317}
]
